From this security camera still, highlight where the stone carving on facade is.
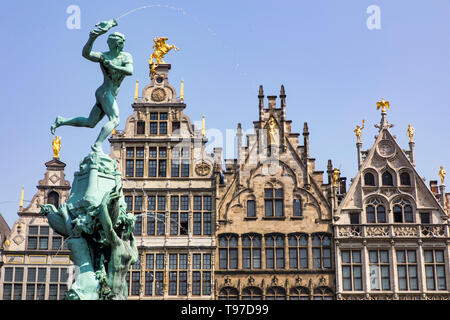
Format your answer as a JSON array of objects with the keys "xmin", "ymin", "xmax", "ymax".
[
  {"xmin": 393, "ymin": 225, "xmax": 418, "ymax": 237},
  {"xmin": 366, "ymin": 225, "xmax": 390, "ymax": 237},
  {"xmin": 195, "ymin": 161, "xmax": 212, "ymax": 176},
  {"xmin": 338, "ymin": 225, "xmax": 361, "ymax": 237},
  {"xmin": 421, "ymin": 225, "xmax": 445, "ymax": 237}
]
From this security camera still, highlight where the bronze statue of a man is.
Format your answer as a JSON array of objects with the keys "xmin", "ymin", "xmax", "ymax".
[{"xmin": 51, "ymin": 19, "xmax": 133, "ymax": 153}]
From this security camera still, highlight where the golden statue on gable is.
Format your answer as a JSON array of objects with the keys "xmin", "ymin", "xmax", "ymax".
[
  {"xmin": 52, "ymin": 136, "xmax": 61, "ymax": 158},
  {"xmin": 407, "ymin": 124, "xmax": 415, "ymax": 142},
  {"xmin": 354, "ymin": 119, "xmax": 365, "ymax": 143},
  {"xmin": 332, "ymin": 168, "xmax": 340, "ymax": 187},
  {"xmin": 267, "ymin": 117, "xmax": 278, "ymax": 145},
  {"xmin": 149, "ymin": 36, "xmax": 179, "ymax": 76},
  {"xmin": 377, "ymin": 98, "xmax": 390, "ymax": 113},
  {"xmin": 439, "ymin": 166, "xmax": 446, "ymax": 185}
]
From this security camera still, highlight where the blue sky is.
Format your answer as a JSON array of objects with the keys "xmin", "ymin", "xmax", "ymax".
[{"xmin": 1, "ymin": 0, "xmax": 450, "ymax": 227}]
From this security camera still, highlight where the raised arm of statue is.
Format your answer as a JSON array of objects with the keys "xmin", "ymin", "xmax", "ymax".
[
  {"xmin": 82, "ymin": 19, "xmax": 117, "ymax": 62},
  {"xmin": 82, "ymin": 32, "xmax": 104, "ymax": 63}
]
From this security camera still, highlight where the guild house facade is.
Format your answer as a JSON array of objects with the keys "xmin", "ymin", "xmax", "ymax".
[
  {"xmin": 0, "ymin": 156, "xmax": 73, "ymax": 300},
  {"xmin": 334, "ymin": 107, "xmax": 450, "ymax": 300},
  {"xmin": 213, "ymin": 86, "xmax": 341, "ymax": 300},
  {"xmin": 109, "ymin": 64, "xmax": 218, "ymax": 300}
]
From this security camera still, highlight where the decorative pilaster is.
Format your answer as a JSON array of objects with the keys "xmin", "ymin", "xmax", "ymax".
[
  {"xmin": 356, "ymin": 142, "xmax": 363, "ymax": 169},
  {"xmin": 409, "ymin": 141, "xmax": 415, "ymax": 167},
  {"xmin": 258, "ymin": 85, "xmax": 264, "ymax": 120}
]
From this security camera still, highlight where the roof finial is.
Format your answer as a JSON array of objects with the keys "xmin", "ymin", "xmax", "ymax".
[
  {"xmin": 180, "ymin": 79, "xmax": 184, "ymax": 101},
  {"xmin": 202, "ymin": 114, "xmax": 205, "ymax": 137},
  {"xmin": 19, "ymin": 186, "xmax": 24, "ymax": 211},
  {"xmin": 134, "ymin": 79, "xmax": 139, "ymax": 100}
]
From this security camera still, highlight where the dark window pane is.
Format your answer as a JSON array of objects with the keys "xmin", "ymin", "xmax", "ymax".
[
  {"xmin": 159, "ymin": 122, "xmax": 167, "ymax": 135},
  {"xmin": 150, "ymin": 122, "xmax": 158, "ymax": 134},
  {"xmin": 137, "ymin": 121, "xmax": 145, "ymax": 134},
  {"xmin": 247, "ymin": 200, "xmax": 255, "ymax": 217}
]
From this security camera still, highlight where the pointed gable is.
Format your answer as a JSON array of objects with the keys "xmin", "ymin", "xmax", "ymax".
[{"xmin": 336, "ymin": 110, "xmax": 447, "ymax": 223}]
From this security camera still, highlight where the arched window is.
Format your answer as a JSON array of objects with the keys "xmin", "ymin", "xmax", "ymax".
[
  {"xmin": 218, "ymin": 287, "xmax": 239, "ymax": 300},
  {"xmin": 313, "ymin": 287, "xmax": 334, "ymax": 300},
  {"xmin": 393, "ymin": 198, "xmax": 414, "ymax": 223},
  {"xmin": 288, "ymin": 234, "xmax": 308, "ymax": 269},
  {"xmin": 265, "ymin": 235, "xmax": 285, "ymax": 269},
  {"xmin": 266, "ymin": 287, "xmax": 286, "ymax": 300},
  {"xmin": 382, "ymin": 171, "xmax": 394, "ymax": 186},
  {"xmin": 247, "ymin": 199, "xmax": 256, "ymax": 217},
  {"xmin": 289, "ymin": 287, "xmax": 310, "ymax": 300},
  {"xmin": 400, "ymin": 172, "xmax": 411, "ymax": 186},
  {"xmin": 241, "ymin": 287, "xmax": 263, "ymax": 300},
  {"xmin": 364, "ymin": 173, "xmax": 375, "ymax": 186},
  {"xmin": 219, "ymin": 235, "xmax": 239, "ymax": 269},
  {"xmin": 366, "ymin": 198, "xmax": 387, "ymax": 223},
  {"xmin": 47, "ymin": 191, "xmax": 59, "ymax": 208},
  {"xmin": 312, "ymin": 234, "xmax": 332, "ymax": 269},
  {"xmin": 242, "ymin": 234, "xmax": 261, "ymax": 269}
]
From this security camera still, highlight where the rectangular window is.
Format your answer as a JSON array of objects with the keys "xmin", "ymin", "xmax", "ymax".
[
  {"xmin": 424, "ymin": 250, "xmax": 446, "ymax": 291},
  {"xmin": 136, "ymin": 160, "xmax": 144, "ymax": 177},
  {"xmin": 149, "ymin": 160, "xmax": 157, "ymax": 177},
  {"xmin": 293, "ymin": 199, "xmax": 302, "ymax": 216},
  {"xmin": 397, "ymin": 250, "xmax": 418, "ymax": 291},
  {"xmin": 147, "ymin": 213, "xmax": 155, "ymax": 235},
  {"xmin": 171, "ymin": 160, "xmax": 180, "ymax": 177},
  {"xmin": 150, "ymin": 122, "xmax": 158, "ymax": 135},
  {"xmin": 181, "ymin": 160, "xmax": 190, "ymax": 177},
  {"xmin": 247, "ymin": 200, "xmax": 256, "ymax": 217},
  {"xmin": 172, "ymin": 121, "xmax": 180, "ymax": 133},
  {"xmin": 203, "ymin": 213, "xmax": 211, "ymax": 235},
  {"xmin": 193, "ymin": 213, "xmax": 202, "ymax": 235},
  {"xmin": 420, "ymin": 213, "xmax": 431, "ymax": 224},
  {"xmin": 341, "ymin": 250, "xmax": 363, "ymax": 291},
  {"xmin": 157, "ymin": 213, "xmax": 165, "ymax": 236},
  {"xmin": 159, "ymin": 160, "xmax": 167, "ymax": 177},
  {"xmin": 369, "ymin": 250, "xmax": 390, "ymax": 291},
  {"xmin": 126, "ymin": 159, "xmax": 134, "ymax": 177},
  {"xmin": 159, "ymin": 122, "xmax": 167, "ymax": 135},
  {"xmin": 192, "ymin": 271, "xmax": 201, "ymax": 295},
  {"xmin": 137, "ymin": 121, "xmax": 145, "ymax": 135}
]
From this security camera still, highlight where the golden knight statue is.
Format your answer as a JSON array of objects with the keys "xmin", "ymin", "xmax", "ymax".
[
  {"xmin": 52, "ymin": 136, "xmax": 61, "ymax": 158},
  {"xmin": 149, "ymin": 36, "xmax": 179, "ymax": 76}
]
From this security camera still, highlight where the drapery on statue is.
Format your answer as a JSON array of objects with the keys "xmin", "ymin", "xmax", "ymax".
[
  {"xmin": 51, "ymin": 19, "xmax": 134, "ymax": 153},
  {"xmin": 149, "ymin": 36, "xmax": 179, "ymax": 76},
  {"xmin": 41, "ymin": 19, "xmax": 138, "ymax": 300}
]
